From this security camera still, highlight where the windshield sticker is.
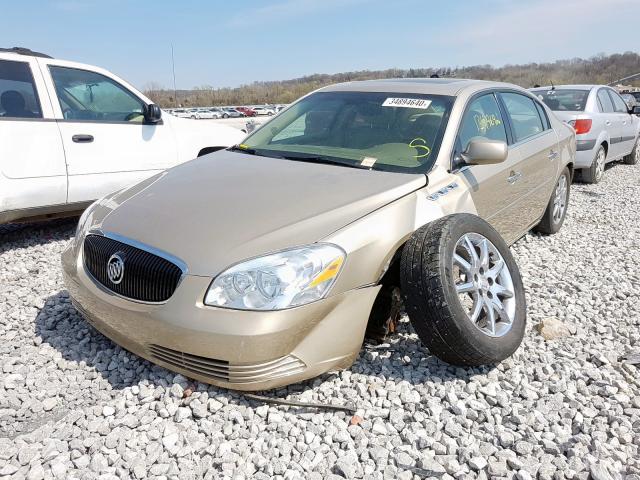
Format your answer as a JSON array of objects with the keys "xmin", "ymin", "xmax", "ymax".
[
  {"xmin": 409, "ymin": 138, "xmax": 432, "ymax": 159},
  {"xmin": 361, "ymin": 156, "xmax": 377, "ymax": 167},
  {"xmin": 473, "ymin": 114, "xmax": 502, "ymax": 135},
  {"xmin": 382, "ymin": 98, "xmax": 432, "ymax": 109}
]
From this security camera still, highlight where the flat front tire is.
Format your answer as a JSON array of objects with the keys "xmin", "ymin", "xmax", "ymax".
[{"xmin": 400, "ymin": 214, "xmax": 526, "ymax": 366}]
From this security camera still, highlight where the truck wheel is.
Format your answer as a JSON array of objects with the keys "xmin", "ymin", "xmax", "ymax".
[
  {"xmin": 623, "ymin": 138, "xmax": 639, "ymax": 165},
  {"xmin": 400, "ymin": 214, "xmax": 526, "ymax": 366},
  {"xmin": 534, "ymin": 167, "xmax": 570, "ymax": 235},
  {"xmin": 581, "ymin": 145, "xmax": 606, "ymax": 183}
]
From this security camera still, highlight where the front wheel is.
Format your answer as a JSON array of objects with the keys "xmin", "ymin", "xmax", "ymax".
[
  {"xmin": 400, "ymin": 214, "xmax": 526, "ymax": 366},
  {"xmin": 581, "ymin": 145, "xmax": 606, "ymax": 183},
  {"xmin": 623, "ymin": 138, "xmax": 639, "ymax": 165},
  {"xmin": 534, "ymin": 167, "xmax": 570, "ymax": 234},
  {"xmin": 223, "ymin": 113, "xmax": 229, "ymax": 119}
]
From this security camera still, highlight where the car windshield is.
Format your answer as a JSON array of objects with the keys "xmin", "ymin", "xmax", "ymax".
[
  {"xmin": 532, "ymin": 89, "xmax": 590, "ymax": 111},
  {"xmin": 239, "ymin": 91, "xmax": 454, "ymax": 173}
]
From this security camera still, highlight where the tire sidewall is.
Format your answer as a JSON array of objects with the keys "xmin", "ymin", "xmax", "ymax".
[
  {"xmin": 551, "ymin": 167, "xmax": 570, "ymax": 229},
  {"xmin": 436, "ymin": 215, "xmax": 527, "ymax": 361}
]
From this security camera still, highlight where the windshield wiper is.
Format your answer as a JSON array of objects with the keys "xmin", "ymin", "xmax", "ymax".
[{"xmin": 277, "ymin": 153, "xmax": 367, "ymax": 169}]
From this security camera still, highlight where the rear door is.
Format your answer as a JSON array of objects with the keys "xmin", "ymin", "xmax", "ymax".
[
  {"xmin": 498, "ymin": 91, "xmax": 558, "ymax": 234},
  {"xmin": 596, "ymin": 88, "xmax": 622, "ymax": 158},
  {"xmin": 0, "ymin": 56, "xmax": 67, "ymax": 214},
  {"xmin": 608, "ymin": 88, "xmax": 637, "ymax": 155},
  {"xmin": 452, "ymin": 91, "xmax": 528, "ymax": 243},
  {"xmin": 37, "ymin": 58, "xmax": 178, "ymax": 203}
]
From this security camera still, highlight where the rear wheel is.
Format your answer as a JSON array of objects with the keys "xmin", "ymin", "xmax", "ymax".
[
  {"xmin": 623, "ymin": 138, "xmax": 639, "ymax": 165},
  {"xmin": 400, "ymin": 214, "xmax": 526, "ymax": 366},
  {"xmin": 534, "ymin": 167, "xmax": 570, "ymax": 234},
  {"xmin": 581, "ymin": 145, "xmax": 606, "ymax": 183}
]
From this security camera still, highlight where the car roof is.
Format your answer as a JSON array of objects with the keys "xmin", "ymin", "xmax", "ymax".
[
  {"xmin": 532, "ymin": 84, "xmax": 601, "ymax": 91},
  {"xmin": 317, "ymin": 78, "xmax": 525, "ymax": 96},
  {"xmin": 0, "ymin": 47, "xmax": 53, "ymax": 59}
]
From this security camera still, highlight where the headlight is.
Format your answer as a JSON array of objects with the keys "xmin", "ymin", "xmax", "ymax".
[{"xmin": 204, "ymin": 244, "xmax": 345, "ymax": 310}]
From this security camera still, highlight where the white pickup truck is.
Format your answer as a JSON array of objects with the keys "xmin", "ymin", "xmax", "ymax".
[{"xmin": 0, "ymin": 47, "xmax": 244, "ymax": 224}]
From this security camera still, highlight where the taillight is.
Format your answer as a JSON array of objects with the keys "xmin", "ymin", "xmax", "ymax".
[{"xmin": 568, "ymin": 119, "xmax": 592, "ymax": 135}]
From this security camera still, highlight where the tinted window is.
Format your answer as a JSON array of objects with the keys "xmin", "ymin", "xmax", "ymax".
[
  {"xmin": 608, "ymin": 90, "xmax": 628, "ymax": 113},
  {"xmin": 0, "ymin": 59, "xmax": 42, "ymax": 118},
  {"xmin": 458, "ymin": 93, "xmax": 507, "ymax": 150},
  {"xmin": 597, "ymin": 89, "xmax": 615, "ymax": 113},
  {"xmin": 49, "ymin": 66, "xmax": 145, "ymax": 122},
  {"xmin": 501, "ymin": 92, "xmax": 544, "ymax": 142},
  {"xmin": 532, "ymin": 89, "xmax": 589, "ymax": 111},
  {"xmin": 242, "ymin": 91, "xmax": 454, "ymax": 174}
]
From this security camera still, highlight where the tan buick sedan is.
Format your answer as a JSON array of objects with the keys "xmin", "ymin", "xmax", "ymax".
[{"xmin": 63, "ymin": 79, "xmax": 575, "ymax": 390}]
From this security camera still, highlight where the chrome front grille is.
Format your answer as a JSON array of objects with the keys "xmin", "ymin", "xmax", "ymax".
[
  {"xmin": 83, "ymin": 234, "xmax": 183, "ymax": 302},
  {"xmin": 148, "ymin": 344, "xmax": 306, "ymax": 384}
]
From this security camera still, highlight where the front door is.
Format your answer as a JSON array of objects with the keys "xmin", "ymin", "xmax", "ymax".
[
  {"xmin": 38, "ymin": 59, "xmax": 177, "ymax": 203},
  {"xmin": 452, "ymin": 92, "xmax": 529, "ymax": 243}
]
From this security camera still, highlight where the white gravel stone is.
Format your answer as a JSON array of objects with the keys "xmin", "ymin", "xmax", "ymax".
[{"xmin": 1, "ymin": 164, "xmax": 639, "ymax": 478}]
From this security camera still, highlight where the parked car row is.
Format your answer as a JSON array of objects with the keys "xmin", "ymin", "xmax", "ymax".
[
  {"xmin": 166, "ymin": 104, "xmax": 287, "ymax": 119},
  {"xmin": 4, "ymin": 46, "xmax": 640, "ymax": 391},
  {"xmin": 531, "ymin": 84, "xmax": 640, "ymax": 183}
]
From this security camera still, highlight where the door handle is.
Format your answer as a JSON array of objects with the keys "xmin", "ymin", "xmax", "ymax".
[
  {"xmin": 507, "ymin": 171, "xmax": 522, "ymax": 184},
  {"xmin": 72, "ymin": 134, "xmax": 94, "ymax": 143},
  {"xmin": 605, "ymin": 121, "xmax": 612, "ymax": 126},
  {"xmin": 548, "ymin": 150, "xmax": 558, "ymax": 160}
]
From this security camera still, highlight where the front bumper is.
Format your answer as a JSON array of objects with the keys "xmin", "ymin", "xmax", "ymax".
[{"xmin": 61, "ymin": 242, "xmax": 380, "ymax": 391}]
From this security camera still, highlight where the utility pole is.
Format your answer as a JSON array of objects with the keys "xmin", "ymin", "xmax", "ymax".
[{"xmin": 171, "ymin": 44, "xmax": 178, "ymax": 107}]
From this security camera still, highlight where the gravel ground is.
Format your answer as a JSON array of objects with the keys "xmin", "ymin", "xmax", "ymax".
[{"xmin": 1, "ymin": 162, "xmax": 639, "ymax": 480}]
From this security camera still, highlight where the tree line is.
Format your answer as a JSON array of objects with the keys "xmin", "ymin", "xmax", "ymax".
[{"xmin": 143, "ymin": 51, "xmax": 640, "ymax": 108}]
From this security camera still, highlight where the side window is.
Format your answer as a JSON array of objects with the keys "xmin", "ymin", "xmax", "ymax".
[
  {"xmin": 597, "ymin": 89, "xmax": 615, "ymax": 113},
  {"xmin": 0, "ymin": 59, "xmax": 42, "ymax": 119},
  {"xmin": 49, "ymin": 66, "xmax": 145, "ymax": 122},
  {"xmin": 458, "ymin": 93, "xmax": 507, "ymax": 151},
  {"xmin": 534, "ymin": 101, "xmax": 550, "ymax": 130},
  {"xmin": 500, "ymin": 92, "xmax": 544, "ymax": 142},
  {"xmin": 608, "ymin": 90, "xmax": 628, "ymax": 113}
]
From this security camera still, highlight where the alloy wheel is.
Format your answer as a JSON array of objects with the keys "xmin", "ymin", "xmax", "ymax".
[
  {"xmin": 552, "ymin": 174, "xmax": 568, "ymax": 223},
  {"xmin": 452, "ymin": 233, "xmax": 516, "ymax": 337}
]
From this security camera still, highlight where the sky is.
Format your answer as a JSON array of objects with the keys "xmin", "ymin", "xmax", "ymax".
[{"xmin": 1, "ymin": 0, "xmax": 638, "ymax": 91}]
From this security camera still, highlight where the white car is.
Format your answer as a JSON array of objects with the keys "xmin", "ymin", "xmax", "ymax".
[
  {"xmin": 197, "ymin": 108, "xmax": 223, "ymax": 119},
  {"xmin": 0, "ymin": 47, "xmax": 244, "ymax": 224},
  {"xmin": 253, "ymin": 106, "xmax": 275, "ymax": 116}
]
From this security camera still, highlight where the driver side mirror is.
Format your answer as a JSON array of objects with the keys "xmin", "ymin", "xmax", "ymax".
[
  {"xmin": 461, "ymin": 138, "xmax": 508, "ymax": 165},
  {"xmin": 632, "ymin": 105, "xmax": 640, "ymax": 115},
  {"xmin": 145, "ymin": 104, "xmax": 162, "ymax": 123}
]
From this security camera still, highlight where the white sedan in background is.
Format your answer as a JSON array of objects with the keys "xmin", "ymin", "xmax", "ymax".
[
  {"xmin": 0, "ymin": 47, "xmax": 244, "ymax": 224},
  {"xmin": 253, "ymin": 106, "xmax": 275, "ymax": 116}
]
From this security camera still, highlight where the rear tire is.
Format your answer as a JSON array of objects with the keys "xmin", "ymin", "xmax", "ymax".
[
  {"xmin": 581, "ymin": 145, "xmax": 606, "ymax": 183},
  {"xmin": 400, "ymin": 214, "xmax": 526, "ymax": 366},
  {"xmin": 623, "ymin": 138, "xmax": 639, "ymax": 165},
  {"xmin": 534, "ymin": 167, "xmax": 570, "ymax": 234}
]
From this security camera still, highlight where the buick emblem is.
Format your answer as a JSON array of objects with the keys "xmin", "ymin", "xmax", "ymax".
[{"xmin": 107, "ymin": 252, "xmax": 125, "ymax": 285}]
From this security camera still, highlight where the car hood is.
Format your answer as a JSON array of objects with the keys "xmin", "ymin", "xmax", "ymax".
[{"xmin": 93, "ymin": 151, "xmax": 426, "ymax": 276}]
